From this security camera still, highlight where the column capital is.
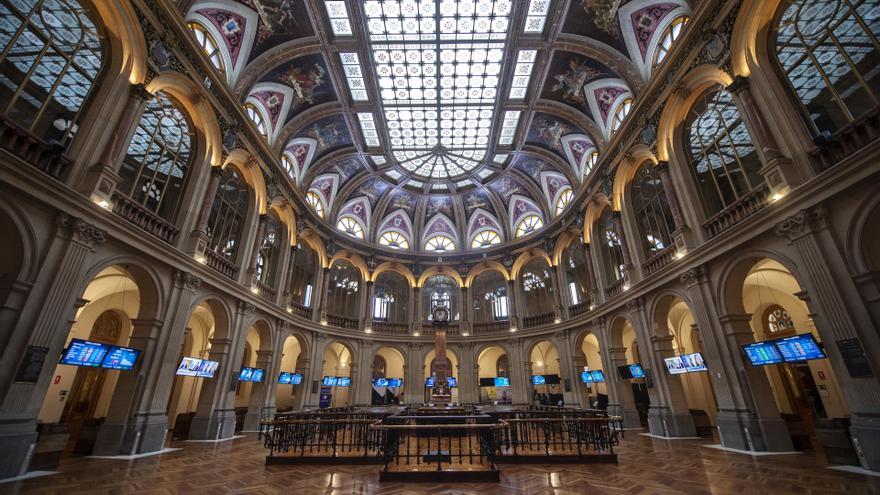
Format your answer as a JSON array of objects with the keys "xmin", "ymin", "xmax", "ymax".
[
  {"xmin": 655, "ymin": 160, "xmax": 670, "ymax": 173},
  {"xmin": 174, "ymin": 270, "xmax": 202, "ymax": 292},
  {"xmin": 775, "ymin": 205, "xmax": 828, "ymax": 242},
  {"xmin": 56, "ymin": 213, "xmax": 107, "ymax": 248},
  {"xmin": 209, "ymin": 165, "xmax": 224, "ymax": 178},
  {"xmin": 236, "ymin": 300, "xmax": 256, "ymax": 316},
  {"xmin": 726, "ymin": 75, "xmax": 750, "ymax": 95},
  {"xmin": 679, "ymin": 265, "xmax": 708, "ymax": 287},
  {"xmin": 131, "ymin": 83, "xmax": 153, "ymax": 101}
]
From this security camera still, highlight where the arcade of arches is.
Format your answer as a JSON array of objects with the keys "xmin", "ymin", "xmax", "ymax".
[{"xmin": 1, "ymin": 0, "xmax": 880, "ymax": 492}]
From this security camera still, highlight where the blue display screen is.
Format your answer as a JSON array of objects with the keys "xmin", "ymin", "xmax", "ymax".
[
  {"xmin": 239, "ymin": 367, "xmax": 264, "ymax": 382},
  {"xmin": 743, "ymin": 341, "xmax": 784, "ymax": 365},
  {"xmin": 664, "ymin": 356, "xmax": 687, "ymax": 375},
  {"xmin": 532, "ymin": 375, "xmax": 546, "ymax": 385},
  {"xmin": 101, "ymin": 345, "xmax": 141, "ymax": 370},
  {"xmin": 278, "ymin": 372, "xmax": 293, "ymax": 384},
  {"xmin": 590, "ymin": 370, "xmax": 606, "ymax": 382},
  {"xmin": 425, "ymin": 376, "xmax": 435, "ymax": 388},
  {"xmin": 323, "ymin": 376, "xmax": 339, "ymax": 387},
  {"xmin": 683, "ymin": 352, "xmax": 708, "ymax": 372},
  {"xmin": 494, "ymin": 377, "xmax": 510, "ymax": 387},
  {"xmin": 776, "ymin": 334, "xmax": 826, "ymax": 362},
  {"xmin": 176, "ymin": 357, "xmax": 219, "ymax": 378},
  {"xmin": 61, "ymin": 339, "xmax": 110, "ymax": 367},
  {"xmin": 374, "ymin": 378, "xmax": 388, "ymax": 387},
  {"xmin": 579, "ymin": 371, "xmax": 593, "ymax": 383},
  {"xmin": 447, "ymin": 377, "xmax": 457, "ymax": 388},
  {"xmin": 336, "ymin": 377, "xmax": 351, "ymax": 387},
  {"xmin": 629, "ymin": 364, "xmax": 645, "ymax": 378},
  {"xmin": 290, "ymin": 373, "xmax": 303, "ymax": 385},
  {"xmin": 387, "ymin": 378, "xmax": 402, "ymax": 388}
]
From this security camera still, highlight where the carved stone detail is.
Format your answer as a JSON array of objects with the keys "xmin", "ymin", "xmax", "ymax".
[
  {"xmin": 775, "ymin": 205, "xmax": 829, "ymax": 242},
  {"xmin": 679, "ymin": 265, "xmax": 708, "ymax": 287},
  {"xmin": 56, "ymin": 213, "xmax": 107, "ymax": 248}
]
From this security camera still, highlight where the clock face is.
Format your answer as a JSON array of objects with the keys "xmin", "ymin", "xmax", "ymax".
[{"xmin": 433, "ymin": 306, "xmax": 449, "ymax": 322}]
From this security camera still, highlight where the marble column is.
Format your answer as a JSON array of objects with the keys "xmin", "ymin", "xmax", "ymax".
[
  {"xmin": 607, "ymin": 346, "xmax": 641, "ymax": 428},
  {"xmin": 611, "ymin": 211, "xmax": 634, "ymax": 283},
  {"xmin": 506, "ymin": 279, "xmax": 520, "ymax": 330},
  {"xmin": 186, "ymin": 166, "xmax": 223, "ymax": 260},
  {"xmin": 362, "ymin": 281, "xmax": 374, "ymax": 331},
  {"xmin": 656, "ymin": 161, "xmax": 694, "ymax": 251},
  {"xmin": 242, "ymin": 349, "xmax": 276, "ymax": 431}
]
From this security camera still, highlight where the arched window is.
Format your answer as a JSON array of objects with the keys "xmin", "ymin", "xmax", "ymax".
[
  {"xmin": 610, "ymin": 98, "xmax": 633, "ymax": 133},
  {"xmin": 281, "ymin": 153, "xmax": 297, "ymax": 180},
  {"xmin": 423, "ymin": 274, "xmax": 458, "ymax": 321},
  {"xmin": 207, "ymin": 167, "xmax": 249, "ymax": 262},
  {"xmin": 373, "ymin": 271, "xmax": 409, "ymax": 322},
  {"xmin": 563, "ymin": 240, "xmax": 591, "ymax": 306},
  {"xmin": 687, "ymin": 87, "xmax": 763, "ymax": 215},
  {"xmin": 515, "ymin": 215, "xmax": 543, "ymax": 238},
  {"xmin": 653, "ymin": 16, "xmax": 688, "ymax": 66},
  {"xmin": 188, "ymin": 22, "xmax": 225, "ymax": 74},
  {"xmin": 555, "ymin": 188, "xmax": 573, "ymax": 216},
  {"xmin": 326, "ymin": 260, "xmax": 361, "ymax": 318},
  {"xmin": 336, "ymin": 216, "xmax": 365, "ymax": 238},
  {"xmin": 763, "ymin": 304, "xmax": 796, "ymax": 335},
  {"xmin": 598, "ymin": 208, "xmax": 625, "ymax": 282},
  {"xmin": 306, "ymin": 191, "xmax": 325, "ymax": 218},
  {"xmin": 255, "ymin": 213, "xmax": 282, "ymax": 285},
  {"xmin": 287, "ymin": 242, "xmax": 317, "ymax": 307},
  {"xmin": 245, "ymin": 103, "xmax": 268, "ymax": 137},
  {"xmin": 472, "ymin": 270, "xmax": 508, "ymax": 322},
  {"xmin": 118, "ymin": 92, "xmax": 194, "ymax": 221},
  {"xmin": 425, "ymin": 234, "xmax": 455, "ymax": 252},
  {"xmin": 496, "ymin": 354, "xmax": 510, "ymax": 377},
  {"xmin": 520, "ymin": 258, "xmax": 554, "ymax": 317},
  {"xmin": 379, "ymin": 230, "xmax": 409, "ymax": 249},
  {"xmin": 775, "ymin": 0, "xmax": 880, "ymax": 136},
  {"xmin": 0, "ymin": 0, "xmax": 103, "ymax": 149},
  {"xmin": 630, "ymin": 162, "xmax": 675, "ymax": 255},
  {"xmin": 471, "ymin": 230, "xmax": 501, "ymax": 249}
]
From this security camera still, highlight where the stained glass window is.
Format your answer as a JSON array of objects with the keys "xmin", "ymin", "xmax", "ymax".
[
  {"xmin": 471, "ymin": 229, "xmax": 501, "ymax": 248},
  {"xmin": 687, "ymin": 87, "xmax": 763, "ymax": 215},
  {"xmin": 207, "ymin": 167, "xmax": 249, "ymax": 262},
  {"xmin": 379, "ymin": 230, "xmax": 409, "ymax": 249},
  {"xmin": 188, "ymin": 22, "xmax": 224, "ymax": 74},
  {"xmin": 775, "ymin": 0, "xmax": 880, "ymax": 136},
  {"xmin": 630, "ymin": 162, "xmax": 675, "ymax": 255},
  {"xmin": 653, "ymin": 16, "xmax": 688, "ymax": 66},
  {"xmin": 118, "ymin": 92, "xmax": 193, "ymax": 221},
  {"xmin": 0, "ymin": 0, "xmax": 103, "ymax": 149},
  {"xmin": 515, "ymin": 214, "xmax": 543, "ymax": 238},
  {"xmin": 425, "ymin": 234, "xmax": 455, "ymax": 252},
  {"xmin": 555, "ymin": 188, "xmax": 573, "ymax": 216},
  {"xmin": 763, "ymin": 304, "xmax": 796, "ymax": 334},
  {"xmin": 306, "ymin": 191, "xmax": 325, "ymax": 218},
  {"xmin": 337, "ymin": 216, "xmax": 365, "ymax": 238}
]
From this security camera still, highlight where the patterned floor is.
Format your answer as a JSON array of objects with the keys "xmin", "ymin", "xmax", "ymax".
[{"xmin": 4, "ymin": 431, "xmax": 880, "ymax": 494}]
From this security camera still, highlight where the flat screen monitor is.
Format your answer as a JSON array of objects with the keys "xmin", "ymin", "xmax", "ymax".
[
  {"xmin": 775, "ymin": 334, "xmax": 826, "ymax": 362},
  {"xmin": 544, "ymin": 374, "xmax": 561, "ymax": 385},
  {"xmin": 239, "ymin": 367, "xmax": 264, "ymax": 382},
  {"xmin": 447, "ymin": 377, "xmax": 457, "ymax": 388},
  {"xmin": 322, "ymin": 376, "xmax": 339, "ymax": 387},
  {"xmin": 479, "ymin": 377, "xmax": 495, "ymax": 387},
  {"xmin": 387, "ymin": 378, "xmax": 402, "ymax": 388},
  {"xmin": 176, "ymin": 357, "xmax": 219, "ymax": 378},
  {"xmin": 531, "ymin": 375, "xmax": 546, "ymax": 385},
  {"xmin": 683, "ymin": 352, "xmax": 708, "ymax": 372},
  {"xmin": 279, "ymin": 372, "xmax": 294, "ymax": 384},
  {"xmin": 617, "ymin": 365, "xmax": 633, "ymax": 379},
  {"xmin": 373, "ymin": 378, "xmax": 389, "ymax": 387},
  {"xmin": 290, "ymin": 373, "xmax": 303, "ymax": 385},
  {"xmin": 590, "ymin": 370, "xmax": 606, "ymax": 382},
  {"xmin": 664, "ymin": 356, "xmax": 687, "ymax": 375},
  {"xmin": 101, "ymin": 345, "xmax": 141, "ymax": 371},
  {"xmin": 579, "ymin": 371, "xmax": 593, "ymax": 383},
  {"xmin": 629, "ymin": 364, "xmax": 645, "ymax": 379},
  {"xmin": 60, "ymin": 339, "xmax": 110, "ymax": 367},
  {"xmin": 743, "ymin": 341, "xmax": 784, "ymax": 366},
  {"xmin": 494, "ymin": 377, "xmax": 510, "ymax": 387},
  {"xmin": 425, "ymin": 377, "xmax": 435, "ymax": 388},
  {"xmin": 336, "ymin": 377, "xmax": 351, "ymax": 387}
]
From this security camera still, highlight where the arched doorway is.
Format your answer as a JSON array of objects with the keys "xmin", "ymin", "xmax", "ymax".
[
  {"xmin": 477, "ymin": 346, "xmax": 510, "ymax": 404},
  {"xmin": 423, "ymin": 349, "xmax": 459, "ymax": 403},
  {"xmin": 322, "ymin": 342, "xmax": 353, "ymax": 407},
  {"xmin": 236, "ymin": 321, "xmax": 275, "ymax": 431},
  {"xmin": 608, "ymin": 317, "xmax": 645, "ymax": 428},
  {"xmin": 371, "ymin": 346, "xmax": 405, "ymax": 405},
  {"xmin": 275, "ymin": 335, "xmax": 303, "ymax": 412},
  {"xmin": 529, "ymin": 340, "xmax": 562, "ymax": 406},
  {"xmin": 575, "ymin": 332, "xmax": 607, "ymax": 409}
]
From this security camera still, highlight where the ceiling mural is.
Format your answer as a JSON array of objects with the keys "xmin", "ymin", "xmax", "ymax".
[
  {"xmin": 463, "ymin": 188, "xmax": 496, "ymax": 217},
  {"xmin": 541, "ymin": 52, "xmax": 616, "ymax": 112},
  {"xmin": 353, "ymin": 177, "xmax": 391, "ymax": 207},
  {"xmin": 293, "ymin": 115, "xmax": 352, "ymax": 163},
  {"xmin": 240, "ymin": 0, "xmax": 314, "ymax": 63},
  {"xmin": 256, "ymin": 54, "xmax": 337, "ymax": 124},
  {"xmin": 562, "ymin": 0, "xmax": 631, "ymax": 55},
  {"xmin": 527, "ymin": 113, "xmax": 587, "ymax": 160}
]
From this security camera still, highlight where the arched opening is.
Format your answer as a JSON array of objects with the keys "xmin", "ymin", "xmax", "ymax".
[
  {"xmin": 609, "ymin": 317, "xmax": 648, "ymax": 427},
  {"xmin": 471, "ymin": 270, "xmax": 509, "ymax": 323},
  {"xmin": 254, "ymin": 211, "xmax": 284, "ymax": 290},
  {"xmin": 422, "ymin": 274, "xmax": 460, "ymax": 322},
  {"xmin": 575, "ymin": 332, "xmax": 608, "ymax": 409},
  {"xmin": 629, "ymin": 161, "xmax": 676, "ymax": 258},
  {"xmin": 423, "ymin": 349, "xmax": 458, "ymax": 403},
  {"xmin": 596, "ymin": 207, "xmax": 626, "ymax": 286},
  {"xmin": 234, "ymin": 321, "xmax": 274, "ymax": 432},
  {"xmin": 275, "ymin": 335, "xmax": 303, "ymax": 412},
  {"xmin": 371, "ymin": 347, "xmax": 405, "ymax": 405},
  {"xmin": 562, "ymin": 239, "xmax": 593, "ymax": 309},
  {"xmin": 322, "ymin": 342, "xmax": 353, "ymax": 407},
  {"xmin": 0, "ymin": 207, "xmax": 25, "ymax": 313},
  {"xmin": 326, "ymin": 260, "xmax": 362, "ymax": 323},
  {"xmin": 519, "ymin": 258, "xmax": 555, "ymax": 320},
  {"xmin": 529, "ymin": 340, "xmax": 562, "ymax": 406},
  {"xmin": 286, "ymin": 241, "xmax": 318, "ymax": 311},
  {"xmin": 373, "ymin": 271, "xmax": 410, "ymax": 323},
  {"xmin": 477, "ymin": 346, "xmax": 510, "ymax": 404}
]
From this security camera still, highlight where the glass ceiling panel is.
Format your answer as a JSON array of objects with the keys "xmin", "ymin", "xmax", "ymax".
[{"xmin": 364, "ymin": 0, "xmax": 514, "ymax": 180}]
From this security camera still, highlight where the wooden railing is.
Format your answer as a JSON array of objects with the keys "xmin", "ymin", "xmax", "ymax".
[
  {"xmin": 522, "ymin": 312, "xmax": 554, "ymax": 329},
  {"xmin": 256, "ymin": 281, "xmax": 277, "ymax": 301},
  {"xmin": 287, "ymin": 300, "xmax": 312, "ymax": 319},
  {"xmin": 205, "ymin": 249, "xmax": 238, "ymax": 279},
  {"xmin": 472, "ymin": 321, "xmax": 509, "ymax": 335},
  {"xmin": 642, "ymin": 244, "xmax": 675, "ymax": 275},
  {"xmin": 0, "ymin": 116, "xmax": 72, "ymax": 180},
  {"xmin": 703, "ymin": 185, "xmax": 770, "ymax": 239},
  {"xmin": 372, "ymin": 321, "xmax": 409, "ymax": 335},
  {"xmin": 811, "ymin": 105, "xmax": 880, "ymax": 170},
  {"xmin": 569, "ymin": 300, "xmax": 591, "ymax": 317},
  {"xmin": 111, "ymin": 193, "xmax": 179, "ymax": 244},
  {"xmin": 327, "ymin": 313, "xmax": 359, "ymax": 330}
]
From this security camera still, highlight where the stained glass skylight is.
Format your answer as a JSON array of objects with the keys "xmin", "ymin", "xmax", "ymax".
[
  {"xmin": 340, "ymin": 53, "xmax": 368, "ymax": 101},
  {"xmin": 498, "ymin": 110, "xmax": 521, "ymax": 146},
  {"xmin": 510, "ymin": 50, "xmax": 536, "ymax": 99},
  {"xmin": 325, "ymin": 1, "xmax": 354, "ymax": 35},
  {"xmin": 523, "ymin": 0, "xmax": 550, "ymax": 33},
  {"xmin": 358, "ymin": 112, "xmax": 380, "ymax": 147},
  {"xmin": 363, "ymin": 0, "xmax": 514, "ymax": 180}
]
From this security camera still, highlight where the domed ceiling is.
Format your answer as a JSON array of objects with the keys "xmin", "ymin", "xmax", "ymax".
[{"xmin": 184, "ymin": 0, "xmax": 692, "ymax": 254}]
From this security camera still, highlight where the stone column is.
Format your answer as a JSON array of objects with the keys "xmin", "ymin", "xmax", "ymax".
[
  {"xmin": 572, "ymin": 353, "xmax": 589, "ymax": 406},
  {"xmin": 275, "ymin": 244, "xmax": 293, "ymax": 307},
  {"xmin": 303, "ymin": 333, "xmax": 326, "ymax": 408},
  {"xmin": 186, "ymin": 166, "xmax": 223, "ymax": 260},
  {"xmin": 460, "ymin": 286, "xmax": 470, "ymax": 335},
  {"xmin": 293, "ymin": 357, "xmax": 311, "ymax": 410},
  {"xmin": 0, "ymin": 214, "xmax": 105, "ymax": 479},
  {"xmin": 650, "ymin": 335, "xmax": 697, "ymax": 437},
  {"xmin": 553, "ymin": 331, "xmax": 578, "ymax": 407},
  {"xmin": 776, "ymin": 207, "xmax": 880, "ymax": 469},
  {"xmin": 606, "ymin": 347, "xmax": 641, "ymax": 428},
  {"xmin": 242, "ymin": 348, "xmax": 276, "ymax": 431},
  {"xmin": 403, "ymin": 344, "xmax": 420, "ymax": 404},
  {"xmin": 318, "ymin": 267, "xmax": 331, "ymax": 322},
  {"xmin": 247, "ymin": 214, "xmax": 268, "ymax": 288},
  {"xmin": 548, "ymin": 265, "xmax": 564, "ymax": 320},
  {"xmin": 412, "ymin": 286, "xmax": 422, "ymax": 335},
  {"xmin": 362, "ymin": 281, "xmax": 374, "ymax": 331},
  {"xmin": 611, "ymin": 211, "xmax": 634, "ymax": 283},
  {"xmin": 655, "ymin": 161, "xmax": 694, "ymax": 251},
  {"xmin": 506, "ymin": 279, "xmax": 520, "ymax": 330},
  {"xmin": 583, "ymin": 243, "xmax": 599, "ymax": 306}
]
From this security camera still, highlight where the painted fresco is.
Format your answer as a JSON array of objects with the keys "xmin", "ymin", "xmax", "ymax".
[
  {"xmin": 242, "ymin": 0, "xmax": 314, "ymax": 62},
  {"xmin": 389, "ymin": 189, "xmax": 417, "ymax": 217},
  {"xmin": 332, "ymin": 157, "xmax": 362, "ymax": 181},
  {"xmin": 631, "ymin": 3, "xmax": 681, "ymax": 59},
  {"xmin": 260, "ymin": 54, "xmax": 336, "ymax": 122},
  {"xmin": 195, "ymin": 8, "xmax": 247, "ymax": 68},
  {"xmin": 513, "ymin": 156, "xmax": 551, "ymax": 185},
  {"xmin": 425, "ymin": 195, "xmax": 454, "ymax": 220},
  {"xmin": 541, "ymin": 52, "xmax": 613, "ymax": 111},
  {"xmin": 295, "ymin": 114, "xmax": 352, "ymax": 160},
  {"xmin": 562, "ymin": 0, "xmax": 631, "ymax": 55},
  {"xmin": 355, "ymin": 177, "xmax": 390, "ymax": 207},
  {"xmin": 527, "ymin": 113, "xmax": 585, "ymax": 159},
  {"xmin": 463, "ymin": 188, "xmax": 496, "ymax": 216},
  {"xmin": 488, "ymin": 175, "xmax": 526, "ymax": 202}
]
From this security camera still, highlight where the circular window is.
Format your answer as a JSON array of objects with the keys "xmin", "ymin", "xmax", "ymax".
[{"xmin": 763, "ymin": 304, "xmax": 795, "ymax": 334}]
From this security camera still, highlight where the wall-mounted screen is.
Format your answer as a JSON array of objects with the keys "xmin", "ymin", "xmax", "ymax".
[
  {"xmin": 425, "ymin": 376, "xmax": 436, "ymax": 388},
  {"xmin": 590, "ymin": 370, "xmax": 606, "ymax": 382},
  {"xmin": 544, "ymin": 374, "xmax": 561, "ymax": 385},
  {"xmin": 279, "ymin": 372, "xmax": 294, "ymax": 384},
  {"xmin": 373, "ymin": 378, "xmax": 388, "ymax": 387},
  {"xmin": 176, "ymin": 357, "xmax": 219, "ymax": 378},
  {"xmin": 323, "ymin": 376, "xmax": 339, "ymax": 387},
  {"xmin": 479, "ymin": 377, "xmax": 495, "ymax": 387},
  {"xmin": 776, "ymin": 334, "xmax": 826, "ymax": 362},
  {"xmin": 447, "ymin": 377, "xmax": 457, "ymax": 388},
  {"xmin": 664, "ymin": 356, "xmax": 687, "ymax": 375},
  {"xmin": 387, "ymin": 378, "xmax": 403, "ymax": 388},
  {"xmin": 743, "ymin": 341, "xmax": 784, "ymax": 366},
  {"xmin": 531, "ymin": 375, "xmax": 546, "ymax": 385},
  {"xmin": 290, "ymin": 373, "xmax": 303, "ymax": 385},
  {"xmin": 494, "ymin": 377, "xmax": 510, "ymax": 387},
  {"xmin": 629, "ymin": 364, "xmax": 645, "ymax": 378},
  {"xmin": 60, "ymin": 339, "xmax": 109, "ymax": 367},
  {"xmin": 579, "ymin": 371, "xmax": 593, "ymax": 383},
  {"xmin": 239, "ymin": 367, "xmax": 264, "ymax": 382},
  {"xmin": 683, "ymin": 352, "xmax": 708, "ymax": 372},
  {"xmin": 336, "ymin": 377, "xmax": 351, "ymax": 387},
  {"xmin": 101, "ymin": 345, "xmax": 141, "ymax": 371}
]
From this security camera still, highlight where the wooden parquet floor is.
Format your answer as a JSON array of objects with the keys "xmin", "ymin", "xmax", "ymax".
[{"xmin": 4, "ymin": 431, "xmax": 880, "ymax": 495}]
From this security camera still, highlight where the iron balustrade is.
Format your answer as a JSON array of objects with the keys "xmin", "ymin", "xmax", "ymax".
[{"xmin": 261, "ymin": 413, "xmax": 391, "ymax": 463}]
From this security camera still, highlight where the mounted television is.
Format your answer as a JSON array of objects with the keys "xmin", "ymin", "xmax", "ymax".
[
  {"xmin": 447, "ymin": 377, "xmax": 457, "ymax": 388},
  {"xmin": 336, "ymin": 377, "xmax": 351, "ymax": 387},
  {"xmin": 531, "ymin": 375, "xmax": 546, "ymax": 385},
  {"xmin": 176, "ymin": 357, "xmax": 218, "ymax": 378},
  {"xmin": 629, "ymin": 364, "xmax": 645, "ymax": 379},
  {"xmin": 239, "ymin": 367, "xmax": 264, "ymax": 382},
  {"xmin": 683, "ymin": 352, "xmax": 708, "ymax": 372},
  {"xmin": 101, "ymin": 345, "xmax": 141, "ymax": 371},
  {"xmin": 776, "ymin": 334, "xmax": 826, "ymax": 362},
  {"xmin": 278, "ymin": 372, "xmax": 294, "ymax": 384},
  {"xmin": 494, "ymin": 377, "xmax": 510, "ymax": 387},
  {"xmin": 290, "ymin": 373, "xmax": 303, "ymax": 385},
  {"xmin": 743, "ymin": 341, "xmax": 784, "ymax": 366},
  {"xmin": 373, "ymin": 378, "xmax": 389, "ymax": 387},
  {"xmin": 387, "ymin": 378, "xmax": 402, "ymax": 388},
  {"xmin": 425, "ymin": 376, "xmax": 436, "ymax": 388},
  {"xmin": 579, "ymin": 371, "xmax": 593, "ymax": 383},
  {"xmin": 322, "ymin": 376, "xmax": 339, "ymax": 387},
  {"xmin": 664, "ymin": 356, "xmax": 687, "ymax": 375},
  {"xmin": 590, "ymin": 370, "xmax": 606, "ymax": 382},
  {"xmin": 544, "ymin": 374, "xmax": 561, "ymax": 385},
  {"xmin": 60, "ymin": 339, "xmax": 110, "ymax": 368},
  {"xmin": 479, "ymin": 377, "xmax": 495, "ymax": 387}
]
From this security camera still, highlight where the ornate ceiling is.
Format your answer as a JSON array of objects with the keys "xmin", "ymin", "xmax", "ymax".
[{"xmin": 184, "ymin": 0, "xmax": 692, "ymax": 253}]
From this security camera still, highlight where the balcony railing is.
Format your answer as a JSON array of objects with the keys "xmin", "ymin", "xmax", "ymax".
[
  {"xmin": 422, "ymin": 324, "xmax": 460, "ymax": 336},
  {"xmin": 702, "ymin": 185, "xmax": 770, "ymax": 239},
  {"xmin": 255, "ymin": 281, "xmax": 277, "ymax": 301},
  {"xmin": 642, "ymin": 245, "xmax": 675, "ymax": 276},
  {"xmin": 569, "ymin": 300, "xmax": 591, "ymax": 317},
  {"xmin": 522, "ymin": 312, "xmax": 554, "ymax": 329},
  {"xmin": 111, "ymin": 193, "xmax": 179, "ymax": 244},
  {"xmin": 287, "ymin": 300, "xmax": 312, "ymax": 319},
  {"xmin": 811, "ymin": 105, "xmax": 880, "ymax": 170},
  {"xmin": 605, "ymin": 278, "xmax": 625, "ymax": 298},
  {"xmin": 472, "ymin": 321, "xmax": 510, "ymax": 334},
  {"xmin": 0, "ymin": 116, "xmax": 72, "ymax": 180},
  {"xmin": 372, "ymin": 321, "xmax": 410, "ymax": 335},
  {"xmin": 327, "ymin": 313, "xmax": 359, "ymax": 330},
  {"xmin": 205, "ymin": 249, "xmax": 238, "ymax": 279}
]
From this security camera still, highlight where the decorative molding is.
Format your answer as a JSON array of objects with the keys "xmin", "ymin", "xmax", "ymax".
[
  {"xmin": 774, "ymin": 205, "xmax": 829, "ymax": 242},
  {"xmin": 56, "ymin": 213, "xmax": 107, "ymax": 248},
  {"xmin": 679, "ymin": 265, "xmax": 708, "ymax": 287}
]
